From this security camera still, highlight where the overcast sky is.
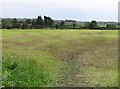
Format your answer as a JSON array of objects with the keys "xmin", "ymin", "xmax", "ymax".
[{"xmin": 0, "ymin": 0, "xmax": 119, "ymax": 21}]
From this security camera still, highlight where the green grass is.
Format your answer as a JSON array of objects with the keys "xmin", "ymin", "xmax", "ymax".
[
  {"xmin": 0, "ymin": 30, "xmax": 2, "ymax": 88},
  {"xmin": 2, "ymin": 29, "xmax": 118, "ymax": 87}
]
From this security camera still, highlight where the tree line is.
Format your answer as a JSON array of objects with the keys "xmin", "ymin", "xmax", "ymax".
[
  {"xmin": 2, "ymin": 16, "xmax": 54, "ymax": 29},
  {"xmin": 1, "ymin": 16, "xmax": 118, "ymax": 30}
]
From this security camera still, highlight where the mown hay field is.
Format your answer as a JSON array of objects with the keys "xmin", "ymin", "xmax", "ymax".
[{"xmin": 2, "ymin": 29, "xmax": 118, "ymax": 87}]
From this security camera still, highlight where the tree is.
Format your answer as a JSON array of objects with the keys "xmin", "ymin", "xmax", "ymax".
[
  {"xmin": 55, "ymin": 24, "xmax": 59, "ymax": 29},
  {"xmin": 32, "ymin": 19, "xmax": 36, "ymax": 28},
  {"xmin": 83, "ymin": 22, "xmax": 90, "ymax": 29},
  {"xmin": 25, "ymin": 19, "xmax": 32, "ymax": 29},
  {"xmin": 73, "ymin": 23, "xmax": 76, "ymax": 29},
  {"xmin": 11, "ymin": 18, "xmax": 20, "ymax": 28},
  {"xmin": 106, "ymin": 24, "xmax": 116, "ymax": 30},
  {"xmin": 60, "ymin": 21, "xmax": 65, "ymax": 29},
  {"xmin": 88, "ymin": 20, "xmax": 98, "ymax": 29},
  {"xmin": 44, "ymin": 16, "xmax": 54, "ymax": 28},
  {"xmin": 25, "ymin": 19, "xmax": 31, "ymax": 24},
  {"xmin": 49, "ymin": 19, "xmax": 54, "ymax": 28},
  {"xmin": 21, "ymin": 22, "xmax": 28, "ymax": 29},
  {"xmin": 36, "ymin": 16, "xmax": 43, "ymax": 29},
  {"xmin": 2, "ymin": 19, "xmax": 12, "ymax": 29},
  {"xmin": 44, "ymin": 16, "xmax": 48, "ymax": 27}
]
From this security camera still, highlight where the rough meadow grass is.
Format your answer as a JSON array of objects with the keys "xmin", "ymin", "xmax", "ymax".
[{"xmin": 2, "ymin": 29, "xmax": 118, "ymax": 87}]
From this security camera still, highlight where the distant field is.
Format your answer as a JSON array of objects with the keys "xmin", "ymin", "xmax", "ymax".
[{"xmin": 2, "ymin": 29, "xmax": 118, "ymax": 87}]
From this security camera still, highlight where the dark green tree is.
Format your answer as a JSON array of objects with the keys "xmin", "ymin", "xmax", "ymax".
[
  {"xmin": 25, "ymin": 19, "xmax": 31, "ymax": 24},
  {"xmin": 60, "ymin": 21, "xmax": 65, "ymax": 29},
  {"xmin": 25, "ymin": 19, "xmax": 32, "ymax": 29},
  {"xmin": 32, "ymin": 19, "xmax": 36, "ymax": 28},
  {"xmin": 44, "ymin": 16, "xmax": 54, "ymax": 28},
  {"xmin": 47, "ymin": 17, "xmax": 51, "ymax": 26},
  {"xmin": 21, "ymin": 23, "xmax": 27, "ymax": 29},
  {"xmin": 36, "ymin": 16, "xmax": 43, "ymax": 29},
  {"xmin": 2, "ymin": 19, "xmax": 12, "ymax": 29},
  {"xmin": 44, "ymin": 16, "xmax": 48, "ymax": 27},
  {"xmin": 55, "ymin": 24, "xmax": 59, "ymax": 29},
  {"xmin": 88, "ymin": 20, "xmax": 98, "ymax": 29},
  {"xmin": 11, "ymin": 18, "xmax": 20, "ymax": 28},
  {"xmin": 73, "ymin": 23, "xmax": 76, "ymax": 29}
]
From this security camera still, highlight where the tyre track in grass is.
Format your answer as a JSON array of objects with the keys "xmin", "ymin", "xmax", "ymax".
[
  {"xmin": 47, "ymin": 40, "xmax": 87, "ymax": 86},
  {"xmin": 48, "ymin": 39, "xmax": 118, "ymax": 87}
]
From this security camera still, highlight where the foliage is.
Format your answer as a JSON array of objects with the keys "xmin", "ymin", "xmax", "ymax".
[
  {"xmin": 106, "ymin": 24, "xmax": 117, "ymax": 30},
  {"xmin": 88, "ymin": 20, "xmax": 98, "ymax": 29},
  {"xmin": 11, "ymin": 18, "xmax": 21, "ymax": 29},
  {"xmin": 60, "ymin": 21, "xmax": 65, "ymax": 29},
  {"xmin": 36, "ymin": 16, "xmax": 43, "ymax": 29},
  {"xmin": 1, "ymin": 16, "xmax": 117, "ymax": 30},
  {"xmin": 2, "ymin": 19, "xmax": 12, "ymax": 29}
]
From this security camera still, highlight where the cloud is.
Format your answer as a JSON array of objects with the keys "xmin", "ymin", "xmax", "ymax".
[
  {"xmin": 1, "ymin": 0, "xmax": 119, "ymax": 21},
  {"xmin": 1, "ymin": 0, "xmax": 118, "ymax": 10}
]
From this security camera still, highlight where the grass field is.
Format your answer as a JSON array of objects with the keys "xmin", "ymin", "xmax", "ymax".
[{"xmin": 2, "ymin": 29, "xmax": 118, "ymax": 87}]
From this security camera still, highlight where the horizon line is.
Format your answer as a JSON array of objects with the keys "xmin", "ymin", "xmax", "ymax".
[{"xmin": 0, "ymin": 17, "xmax": 118, "ymax": 22}]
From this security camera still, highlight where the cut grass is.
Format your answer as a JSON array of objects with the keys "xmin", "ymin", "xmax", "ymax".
[{"xmin": 2, "ymin": 29, "xmax": 118, "ymax": 87}]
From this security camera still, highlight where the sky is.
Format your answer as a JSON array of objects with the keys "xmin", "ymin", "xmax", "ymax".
[{"xmin": 0, "ymin": 0, "xmax": 119, "ymax": 21}]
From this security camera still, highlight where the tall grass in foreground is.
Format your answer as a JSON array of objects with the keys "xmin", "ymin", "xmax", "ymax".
[{"xmin": 2, "ymin": 55, "xmax": 58, "ymax": 87}]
